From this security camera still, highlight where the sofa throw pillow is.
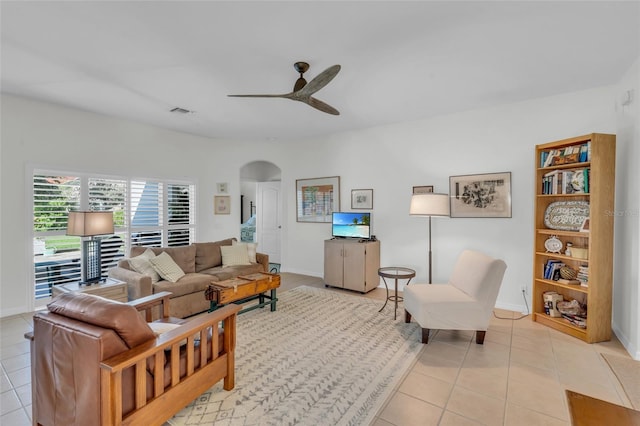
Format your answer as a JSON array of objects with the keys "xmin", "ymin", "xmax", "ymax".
[
  {"xmin": 128, "ymin": 248, "xmax": 161, "ymax": 283},
  {"xmin": 221, "ymin": 244, "xmax": 251, "ymax": 267},
  {"xmin": 232, "ymin": 240, "xmax": 258, "ymax": 263},
  {"xmin": 149, "ymin": 251, "xmax": 186, "ymax": 283}
]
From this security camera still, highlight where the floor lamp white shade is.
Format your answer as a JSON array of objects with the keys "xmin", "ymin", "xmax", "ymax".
[{"xmin": 410, "ymin": 193, "xmax": 450, "ymax": 283}]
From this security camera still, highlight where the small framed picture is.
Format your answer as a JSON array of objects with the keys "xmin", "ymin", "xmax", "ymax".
[
  {"xmin": 351, "ymin": 189, "xmax": 373, "ymax": 209},
  {"xmin": 580, "ymin": 217, "xmax": 590, "ymax": 232},
  {"xmin": 413, "ymin": 185, "xmax": 434, "ymax": 194},
  {"xmin": 217, "ymin": 182, "xmax": 228, "ymax": 194},
  {"xmin": 214, "ymin": 196, "xmax": 231, "ymax": 215}
]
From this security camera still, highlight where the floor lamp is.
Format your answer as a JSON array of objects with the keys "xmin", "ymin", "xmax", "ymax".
[
  {"xmin": 410, "ymin": 193, "xmax": 450, "ymax": 283},
  {"xmin": 66, "ymin": 211, "xmax": 114, "ymax": 285}
]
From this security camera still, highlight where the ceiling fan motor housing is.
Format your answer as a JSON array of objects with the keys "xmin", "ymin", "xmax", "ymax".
[{"xmin": 293, "ymin": 62, "xmax": 309, "ymax": 91}]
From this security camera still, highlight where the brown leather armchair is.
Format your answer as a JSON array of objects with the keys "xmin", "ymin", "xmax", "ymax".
[{"xmin": 26, "ymin": 291, "xmax": 239, "ymax": 426}]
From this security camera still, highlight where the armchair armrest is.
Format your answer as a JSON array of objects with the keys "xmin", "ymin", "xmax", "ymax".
[
  {"xmin": 109, "ymin": 265, "xmax": 153, "ymax": 300},
  {"xmin": 100, "ymin": 303, "xmax": 240, "ymax": 425},
  {"xmin": 256, "ymin": 252, "xmax": 269, "ymax": 272}
]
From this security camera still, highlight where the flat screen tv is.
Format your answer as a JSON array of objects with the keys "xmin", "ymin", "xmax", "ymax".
[{"xmin": 332, "ymin": 212, "xmax": 371, "ymax": 239}]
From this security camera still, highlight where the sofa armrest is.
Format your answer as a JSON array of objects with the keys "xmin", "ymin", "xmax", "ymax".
[
  {"xmin": 256, "ymin": 252, "xmax": 269, "ymax": 272},
  {"xmin": 128, "ymin": 291, "xmax": 173, "ymax": 322},
  {"xmin": 108, "ymin": 266, "xmax": 152, "ymax": 300}
]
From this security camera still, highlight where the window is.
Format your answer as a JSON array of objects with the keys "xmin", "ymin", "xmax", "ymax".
[{"xmin": 33, "ymin": 170, "xmax": 195, "ymax": 301}]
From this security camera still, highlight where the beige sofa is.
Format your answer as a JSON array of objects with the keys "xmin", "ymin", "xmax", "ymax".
[{"xmin": 108, "ymin": 238, "xmax": 268, "ymax": 318}]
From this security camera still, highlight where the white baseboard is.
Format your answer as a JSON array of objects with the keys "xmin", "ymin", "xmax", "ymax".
[
  {"xmin": 612, "ymin": 322, "xmax": 639, "ymax": 360},
  {"xmin": 495, "ymin": 301, "xmax": 529, "ymax": 315},
  {"xmin": 0, "ymin": 305, "xmax": 30, "ymax": 319}
]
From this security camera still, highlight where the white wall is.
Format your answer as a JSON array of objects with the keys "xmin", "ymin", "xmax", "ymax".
[
  {"xmin": 279, "ymin": 86, "xmax": 617, "ymax": 317},
  {"xmin": 612, "ymin": 57, "xmax": 640, "ymax": 359},
  {"xmin": 2, "ymin": 77, "xmax": 638, "ymax": 357},
  {"xmin": 0, "ymin": 94, "xmax": 287, "ymax": 316}
]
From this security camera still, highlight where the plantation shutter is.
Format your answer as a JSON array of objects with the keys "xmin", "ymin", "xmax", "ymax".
[
  {"xmin": 33, "ymin": 175, "xmax": 82, "ymax": 299},
  {"xmin": 130, "ymin": 180, "xmax": 163, "ymax": 247},
  {"xmin": 89, "ymin": 178, "xmax": 127, "ymax": 274},
  {"xmin": 167, "ymin": 183, "xmax": 195, "ymax": 246},
  {"xmin": 33, "ymin": 171, "xmax": 196, "ymax": 300}
]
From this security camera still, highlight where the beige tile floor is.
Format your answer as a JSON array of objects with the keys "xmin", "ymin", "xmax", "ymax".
[{"xmin": 1, "ymin": 273, "xmax": 634, "ymax": 425}]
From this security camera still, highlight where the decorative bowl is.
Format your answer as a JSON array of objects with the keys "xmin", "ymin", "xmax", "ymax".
[{"xmin": 544, "ymin": 201, "xmax": 590, "ymax": 231}]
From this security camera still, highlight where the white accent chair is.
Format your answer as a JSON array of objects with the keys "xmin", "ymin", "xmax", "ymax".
[{"xmin": 404, "ymin": 250, "xmax": 507, "ymax": 344}]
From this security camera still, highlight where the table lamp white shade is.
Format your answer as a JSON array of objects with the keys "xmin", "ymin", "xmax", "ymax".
[
  {"xmin": 66, "ymin": 211, "xmax": 114, "ymax": 237},
  {"xmin": 409, "ymin": 193, "xmax": 450, "ymax": 217},
  {"xmin": 410, "ymin": 193, "xmax": 449, "ymax": 284}
]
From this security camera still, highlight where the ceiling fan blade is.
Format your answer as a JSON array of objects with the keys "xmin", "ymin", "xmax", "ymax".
[
  {"xmin": 227, "ymin": 93, "xmax": 289, "ymax": 98},
  {"xmin": 229, "ymin": 63, "xmax": 340, "ymax": 115},
  {"xmin": 296, "ymin": 65, "xmax": 341, "ymax": 97},
  {"xmin": 306, "ymin": 97, "xmax": 340, "ymax": 115}
]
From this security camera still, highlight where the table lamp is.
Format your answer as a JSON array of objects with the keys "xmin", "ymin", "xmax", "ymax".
[
  {"xmin": 66, "ymin": 211, "xmax": 114, "ymax": 285},
  {"xmin": 409, "ymin": 193, "xmax": 450, "ymax": 283}
]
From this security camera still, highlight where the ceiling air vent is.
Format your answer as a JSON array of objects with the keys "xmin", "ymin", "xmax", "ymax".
[{"xmin": 170, "ymin": 107, "xmax": 192, "ymax": 114}]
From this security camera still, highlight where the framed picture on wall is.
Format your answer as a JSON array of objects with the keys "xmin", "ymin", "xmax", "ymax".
[
  {"xmin": 296, "ymin": 176, "xmax": 340, "ymax": 222},
  {"xmin": 351, "ymin": 189, "xmax": 373, "ymax": 209},
  {"xmin": 217, "ymin": 182, "xmax": 228, "ymax": 194},
  {"xmin": 449, "ymin": 172, "xmax": 512, "ymax": 218},
  {"xmin": 214, "ymin": 195, "xmax": 231, "ymax": 215},
  {"xmin": 413, "ymin": 185, "xmax": 434, "ymax": 194}
]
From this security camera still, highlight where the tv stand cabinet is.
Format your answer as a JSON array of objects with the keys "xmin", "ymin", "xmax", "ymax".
[{"xmin": 324, "ymin": 239, "xmax": 380, "ymax": 293}]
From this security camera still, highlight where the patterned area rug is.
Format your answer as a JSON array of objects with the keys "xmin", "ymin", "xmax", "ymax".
[{"xmin": 168, "ymin": 286, "xmax": 421, "ymax": 425}]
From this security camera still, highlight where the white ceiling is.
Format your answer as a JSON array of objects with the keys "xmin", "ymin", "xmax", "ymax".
[{"xmin": 2, "ymin": 1, "xmax": 639, "ymax": 142}]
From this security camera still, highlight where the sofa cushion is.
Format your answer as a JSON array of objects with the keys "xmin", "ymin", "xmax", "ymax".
[
  {"xmin": 130, "ymin": 245, "xmax": 196, "ymax": 274},
  {"xmin": 149, "ymin": 252, "xmax": 186, "ymax": 283},
  {"xmin": 221, "ymin": 245, "xmax": 251, "ymax": 267},
  {"xmin": 47, "ymin": 292, "xmax": 155, "ymax": 349},
  {"xmin": 199, "ymin": 263, "xmax": 264, "ymax": 281},
  {"xmin": 128, "ymin": 248, "xmax": 161, "ymax": 283},
  {"xmin": 194, "ymin": 239, "xmax": 234, "ymax": 272},
  {"xmin": 232, "ymin": 240, "xmax": 258, "ymax": 263},
  {"xmin": 153, "ymin": 273, "xmax": 213, "ymax": 298}
]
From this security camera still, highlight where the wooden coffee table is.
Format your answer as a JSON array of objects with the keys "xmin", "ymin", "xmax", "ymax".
[{"xmin": 205, "ymin": 272, "xmax": 280, "ymax": 314}]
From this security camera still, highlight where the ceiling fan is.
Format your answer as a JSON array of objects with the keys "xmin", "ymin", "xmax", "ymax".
[{"xmin": 228, "ymin": 62, "xmax": 341, "ymax": 115}]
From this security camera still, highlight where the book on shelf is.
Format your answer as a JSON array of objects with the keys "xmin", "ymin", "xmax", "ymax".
[
  {"xmin": 540, "ymin": 167, "xmax": 590, "ymax": 195},
  {"xmin": 557, "ymin": 278, "xmax": 581, "ymax": 285},
  {"xmin": 562, "ymin": 170, "xmax": 574, "ymax": 194},
  {"xmin": 561, "ymin": 313, "xmax": 587, "ymax": 328},
  {"xmin": 540, "ymin": 142, "xmax": 591, "ymax": 168},
  {"xmin": 577, "ymin": 265, "xmax": 589, "ymax": 286},
  {"xmin": 542, "ymin": 170, "xmax": 560, "ymax": 194},
  {"xmin": 579, "ymin": 142, "xmax": 590, "ymax": 162},
  {"xmin": 569, "ymin": 168, "xmax": 589, "ymax": 193},
  {"xmin": 544, "ymin": 259, "xmax": 564, "ymax": 280}
]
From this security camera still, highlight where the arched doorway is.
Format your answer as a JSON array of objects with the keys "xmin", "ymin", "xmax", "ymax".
[{"xmin": 240, "ymin": 161, "xmax": 282, "ymax": 269}]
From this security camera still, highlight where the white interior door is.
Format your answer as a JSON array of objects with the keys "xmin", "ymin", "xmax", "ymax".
[{"xmin": 256, "ymin": 181, "xmax": 281, "ymax": 264}]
